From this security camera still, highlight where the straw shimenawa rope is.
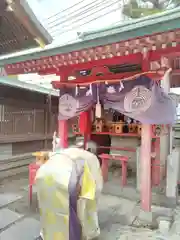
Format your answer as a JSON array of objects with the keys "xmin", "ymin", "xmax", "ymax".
[{"xmin": 55, "ymin": 71, "xmax": 159, "ymax": 87}]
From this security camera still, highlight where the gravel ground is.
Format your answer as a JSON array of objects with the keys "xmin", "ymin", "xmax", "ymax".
[{"xmin": 0, "ymin": 172, "xmax": 180, "ymax": 239}]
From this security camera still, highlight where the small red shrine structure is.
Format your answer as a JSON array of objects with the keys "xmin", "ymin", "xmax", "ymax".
[{"xmin": 1, "ymin": 8, "xmax": 180, "ymax": 212}]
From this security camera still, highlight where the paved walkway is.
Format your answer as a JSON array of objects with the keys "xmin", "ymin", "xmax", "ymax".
[{"xmin": 0, "ymin": 173, "xmax": 180, "ymax": 239}]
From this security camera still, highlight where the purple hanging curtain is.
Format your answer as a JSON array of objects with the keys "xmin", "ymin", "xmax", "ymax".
[
  {"xmin": 58, "ymin": 85, "xmax": 97, "ymax": 120},
  {"xmin": 58, "ymin": 76, "xmax": 176, "ymax": 124},
  {"xmin": 101, "ymin": 76, "xmax": 176, "ymax": 124}
]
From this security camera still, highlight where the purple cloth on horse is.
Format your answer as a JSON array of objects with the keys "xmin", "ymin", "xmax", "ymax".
[{"xmin": 68, "ymin": 158, "xmax": 84, "ymax": 240}]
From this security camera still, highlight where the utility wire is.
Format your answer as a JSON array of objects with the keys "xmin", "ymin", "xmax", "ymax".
[
  {"xmin": 47, "ymin": 0, "xmax": 116, "ymax": 29},
  {"xmin": 46, "ymin": 0, "xmax": 107, "ymax": 25},
  {"xmin": 47, "ymin": 0, "xmax": 109, "ymax": 25},
  {"xmin": 49, "ymin": 0, "xmax": 119, "ymax": 33},
  {"xmin": 43, "ymin": 0, "xmax": 86, "ymax": 21},
  {"xmin": 50, "ymin": 4, "xmax": 120, "ymax": 37}
]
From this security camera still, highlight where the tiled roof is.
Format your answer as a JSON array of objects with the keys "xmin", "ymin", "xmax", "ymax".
[
  {"xmin": 79, "ymin": 7, "xmax": 180, "ymax": 41},
  {"xmin": 0, "ymin": 76, "xmax": 58, "ymax": 96},
  {"xmin": 0, "ymin": 0, "xmax": 52, "ymax": 55},
  {"xmin": 0, "ymin": 7, "xmax": 180, "ymax": 66}
]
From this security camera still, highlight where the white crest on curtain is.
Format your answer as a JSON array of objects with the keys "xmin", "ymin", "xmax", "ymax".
[
  {"xmin": 124, "ymin": 85, "xmax": 152, "ymax": 113},
  {"xmin": 59, "ymin": 94, "xmax": 79, "ymax": 117}
]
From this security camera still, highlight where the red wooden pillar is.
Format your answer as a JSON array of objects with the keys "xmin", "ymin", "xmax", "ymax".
[
  {"xmin": 140, "ymin": 50, "xmax": 152, "ymax": 211},
  {"xmin": 58, "ymin": 72, "xmax": 68, "ymax": 148},
  {"xmin": 140, "ymin": 124, "xmax": 152, "ymax": 211},
  {"xmin": 58, "ymin": 120, "xmax": 68, "ymax": 148},
  {"xmin": 79, "ymin": 110, "xmax": 91, "ymax": 149}
]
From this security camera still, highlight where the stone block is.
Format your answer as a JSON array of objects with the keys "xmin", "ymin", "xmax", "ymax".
[
  {"xmin": 166, "ymin": 149, "xmax": 180, "ymax": 200},
  {"xmin": 157, "ymin": 216, "xmax": 171, "ymax": 235}
]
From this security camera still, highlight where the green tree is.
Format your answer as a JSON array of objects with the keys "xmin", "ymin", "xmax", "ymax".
[{"xmin": 122, "ymin": 0, "xmax": 180, "ymax": 19}]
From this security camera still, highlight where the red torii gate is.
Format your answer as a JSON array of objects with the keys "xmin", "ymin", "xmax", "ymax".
[{"xmin": 1, "ymin": 8, "xmax": 180, "ymax": 212}]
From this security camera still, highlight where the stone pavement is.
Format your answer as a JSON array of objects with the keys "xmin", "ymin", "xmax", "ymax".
[{"xmin": 0, "ymin": 173, "xmax": 180, "ymax": 239}]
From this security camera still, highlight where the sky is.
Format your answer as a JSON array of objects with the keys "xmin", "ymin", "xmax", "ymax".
[
  {"xmin": 28, "ymin": 0, "xmax": 124, "ymax": 46},
  {"xmin": 18, "ymin": 0, "xmax": 125, "ymax": 88}
]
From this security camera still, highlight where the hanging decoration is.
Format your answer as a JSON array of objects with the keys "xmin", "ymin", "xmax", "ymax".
[
  {"xmin": 86, "ymin": 84, "xmax": 93, "ymax": 96},
  {"xmin": 75, "ymin": 85, "xmax": 79, "ymax": 96},
  {"xmin": 95, "ymin": 85, "xmax": 102, "ymax": 118},
  {"xmin": 127, "ymin": 118, "xmax": 131, "ymax": 124},
  {"xmin": 119, "ymin": 81, "xmax": 124, "ymax": 92}
]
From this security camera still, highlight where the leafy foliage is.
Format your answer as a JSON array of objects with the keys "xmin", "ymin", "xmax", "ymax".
[{"xmin": 122, "ymin": 0, "xmax": 180, "ymax": 19}]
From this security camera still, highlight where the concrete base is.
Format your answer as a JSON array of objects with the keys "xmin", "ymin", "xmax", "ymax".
[
  {"xmin": 130, "ymin": 206, "xmax": 153, "ymax": 227},
  {"xmin": 138, "ymin": 210, "xmax": 153, "ymax": 224}
]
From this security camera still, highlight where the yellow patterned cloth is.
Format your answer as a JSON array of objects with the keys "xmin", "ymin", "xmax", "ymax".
[{"xmin": 36, "ymin": 148, "xmax": 103, "ymax": 240}]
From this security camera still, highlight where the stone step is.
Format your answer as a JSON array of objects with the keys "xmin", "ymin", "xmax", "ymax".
[
  {"xmin": 0, "ymin": 218, "xmax": 40, "ymax": 240},
  {"xmin": 0, "ymin": 208, "xmax": 23, "ymax": 231},
  {"xmin": 0, "ymin": 154, "xmax": 34, "ymax": 179},
  {"xmin": 0, "ymin": 165, "xmax": 29, "ymax": 179},
  {"xmin": 0, "ymin": 193, "xmax": 22, "ymax": 208},
  {"xmin": 0, "ymin": 136, "xmax": 76, "ymax": 179},
  {"xmin": 0, "ymin": 157, "xmax": 34, "ymax": 171}
]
